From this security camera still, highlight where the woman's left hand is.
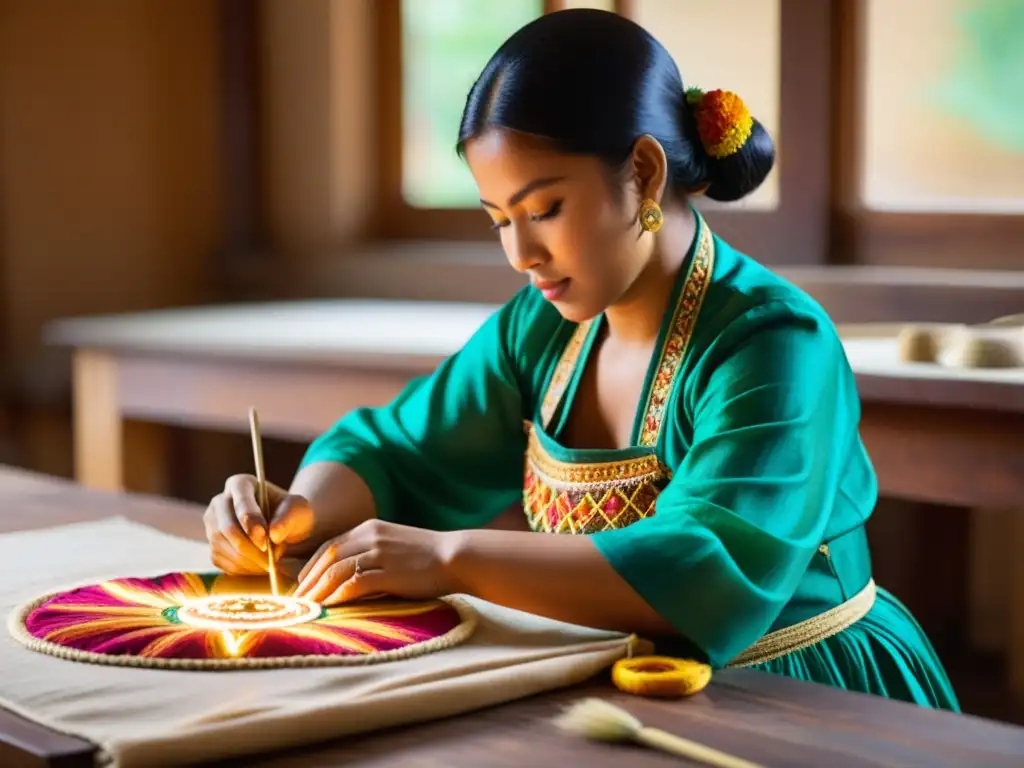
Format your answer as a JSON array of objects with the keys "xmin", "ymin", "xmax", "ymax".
[{"xmin": 292, "ymin": 519, "xmax": 459, "ymax": 605}]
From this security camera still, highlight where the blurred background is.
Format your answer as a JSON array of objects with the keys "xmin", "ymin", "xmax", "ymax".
[{"xmin": 1, "ymin": 0, "xmax": 1022, "ymax": 724}]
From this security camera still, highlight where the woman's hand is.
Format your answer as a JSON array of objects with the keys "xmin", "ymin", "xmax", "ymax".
[
  {"xmin": 293, "ymin": 519, "xmax": 458, "ymax": 605},
  {"xmin": 204, "ymin": 474, "xmax": 316, "ymax": 575}
]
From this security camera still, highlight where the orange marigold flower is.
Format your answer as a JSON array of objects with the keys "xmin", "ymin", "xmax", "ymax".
[{"xmin": 689, "ymin": 88, "xmax": 753, "ymax": 159}]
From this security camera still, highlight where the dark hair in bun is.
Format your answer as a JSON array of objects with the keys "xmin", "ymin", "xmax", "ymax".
[{"xmin": 457, "ymin": 8, "xmax": 775, "ymax": 204}]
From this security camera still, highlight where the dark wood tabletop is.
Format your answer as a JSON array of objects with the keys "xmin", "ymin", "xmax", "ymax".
[{"xmin": 2, "ymin": 466, "xmax": 1024, "ymax": 767}]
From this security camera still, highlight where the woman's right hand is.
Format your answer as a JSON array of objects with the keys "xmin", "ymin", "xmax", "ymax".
[{"xmin": 204, "ymin": 474, "xmax": 316, "ymax": 575}]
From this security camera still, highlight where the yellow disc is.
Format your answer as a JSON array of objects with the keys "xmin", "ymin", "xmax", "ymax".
[{"xmin": 611, "ymin": 655, "xmax": 712, "ymax": 698}]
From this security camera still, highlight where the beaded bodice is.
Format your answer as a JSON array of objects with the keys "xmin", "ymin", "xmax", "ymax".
[
  {"xmin": 523, "ymin": 217, "xmax": 715, "ymax": 534},
  {"xmin": 523, "ymin": 429, "xmax": 669, "ymax": 534}
]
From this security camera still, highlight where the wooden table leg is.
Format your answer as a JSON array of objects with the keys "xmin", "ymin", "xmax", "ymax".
[
  {"xmin": 1011, "ymin": 511, "xmax": 1024, "ymax": 695},
  {"xmin": 73, "ymin": 350, "xmax": 123, "ymax": 491},
  {"xmin": 73, "ymin": 350, "xmax": 169, "ymax": 494},
  {"xmin": 968, "ymin": 508, "xmax": 1011, "ymax": 655},
  {"xmin": 967, "ymin": 507, "xmax": 1024, "ymax": 696},
  {"xmin": 122, "ymin": 420, "xmax": 171, "ymax": 495}
]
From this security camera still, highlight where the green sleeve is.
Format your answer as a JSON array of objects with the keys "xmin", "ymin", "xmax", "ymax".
[
  {"xmin": 590, "ymin": 299, "xmax": 858, "ymax": 668},
  {"xmin": 299, "ymin": 288, "xmax": 556, "ymax": 530}
]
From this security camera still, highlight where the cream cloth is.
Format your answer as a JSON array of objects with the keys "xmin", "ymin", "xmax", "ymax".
[{"xmin": 1, "ymin": 517, "xmax": 642, "ymax": 767}]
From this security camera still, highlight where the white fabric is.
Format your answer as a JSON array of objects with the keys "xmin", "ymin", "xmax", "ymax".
[{"xmin": 0, "ymin": 518, "xmax": 640, "ymax": 767}]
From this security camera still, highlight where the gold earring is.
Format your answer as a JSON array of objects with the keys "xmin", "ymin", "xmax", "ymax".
[{"xmin": 638, "ymin": 199, "xmax": 663, "ymax": 233}]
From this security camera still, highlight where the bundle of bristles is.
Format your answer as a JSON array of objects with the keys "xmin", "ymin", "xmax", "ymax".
[{"xmin": 555, "ymin": 697, "xmax": 767, "ymax": 768}]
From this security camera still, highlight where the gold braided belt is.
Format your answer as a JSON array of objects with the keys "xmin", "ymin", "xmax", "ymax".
[{"xmin": 726, "ymin": 578, "xmax": 877, "ymax": 668}]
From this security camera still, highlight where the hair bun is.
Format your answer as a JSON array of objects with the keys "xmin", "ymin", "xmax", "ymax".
[{"xmin": 684, "ymin": 87, "xmax": 775, "ymax": 203}]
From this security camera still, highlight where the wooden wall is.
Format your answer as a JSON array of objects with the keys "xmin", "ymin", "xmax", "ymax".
[
  {"xmin": 0, "ymin": 0, "xmax": 223, "ymax": 474},
  {"xmin": 0, "ymin": 0, "xmax": 381, "ymax": 488}
]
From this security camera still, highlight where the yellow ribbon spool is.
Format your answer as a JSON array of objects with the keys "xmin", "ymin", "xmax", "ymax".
[{"xmin": 611, "ymin": 655, "xmax": 712, "ymax": 698}]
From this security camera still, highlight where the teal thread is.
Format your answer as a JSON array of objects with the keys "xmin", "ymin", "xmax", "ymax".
[{"xmin": 199, "ymin": 573, "xmax": 219, "ymax": 592}]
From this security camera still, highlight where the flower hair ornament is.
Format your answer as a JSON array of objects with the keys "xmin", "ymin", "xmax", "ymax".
[{"xmin": 685, "ymin": 87, "xmax": 753, "ymax": 159}]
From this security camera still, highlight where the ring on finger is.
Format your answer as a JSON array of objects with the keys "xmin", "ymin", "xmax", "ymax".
[{"xmin": 354, "ymin": 555, "xmax": 364, "ymax": 576}]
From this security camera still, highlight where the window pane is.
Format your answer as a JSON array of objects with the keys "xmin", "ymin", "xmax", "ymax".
[
  {"xmin": 861, "ymin": 0, "xmax": 1024, "ymax": 212},
  {"xmin": 401, "ymin": 0, "xmax": 543, "ymax": 209},
  {"xmin": 631, "ymin": 0, "xmax": 781, "ymax": 210}
]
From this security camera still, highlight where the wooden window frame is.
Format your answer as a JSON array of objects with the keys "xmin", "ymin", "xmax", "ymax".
[
  {"xmin": 214, "ymin": 0, "xmax": 1023, "ymax": 308},
  {"xmin": 371, "ymin": 0, "xmax": 835, "ymax": 267}
]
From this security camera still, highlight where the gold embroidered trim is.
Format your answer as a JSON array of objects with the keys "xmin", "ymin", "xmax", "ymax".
[
  {"xmin": 539, "ymin": 319, "xmax": 593, "ymax": 429},
  {"xmin": 523, "ymin": 427, "xmax": 667, "ymax": 534},
  {"xmin": 726, "ymin": 579, "xmax": 877, "ymax": 668},
  {"xmin": 527, "ymin": 462, "xmax": 662, "ymax": 496},
  {"xmin": 638, "ymin": 219, "xmax": 715, "ymax": 447},
  {"xmin": 525, "ymin": 431, "xmax": 664, "ymax": 489}
]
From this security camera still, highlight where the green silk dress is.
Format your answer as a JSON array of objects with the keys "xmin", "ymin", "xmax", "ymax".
[{"xmin": 300, "ymin": 214, "xmax": 959, "ymax": 711}]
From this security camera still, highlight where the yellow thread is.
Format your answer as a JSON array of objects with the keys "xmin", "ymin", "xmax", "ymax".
[{"xmin": 612, "ymin": 656, "xmax": 712, "ymax": 698}]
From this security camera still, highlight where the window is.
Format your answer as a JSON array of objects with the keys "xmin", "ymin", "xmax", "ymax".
[
  {"xmin": 838, "ymin": 0, "xmax": 1024, "ymax": 267},
  {"xmin": 215, "ymin": 0, "xmax": 1024, "ymax": 304},
  {"xmin": 374, "ymin": 0, "xmax": 545, "ymax": 238},
  {"xmin": 401, "ymin": 0, "xmax": 545, "ymax": 209},
  {"xmin": 377, "ymin": 0, "xmax": 828, "ymax": 263},
  {"xmin": 860, "ymin": 0, "xmax": 1024, "ymax": 213}
]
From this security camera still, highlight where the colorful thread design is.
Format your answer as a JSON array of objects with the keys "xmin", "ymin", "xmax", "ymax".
[
  {"xmin": 10, "ymin": 572, "xmax": 475, "ymax": 670},
  {"xmin": 523, "ymin": 430, "xmax": 667, "ymax": 534}
]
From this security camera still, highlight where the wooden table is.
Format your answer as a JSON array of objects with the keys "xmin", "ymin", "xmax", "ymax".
[
  {"xmin": 3, "ymin": 465, "xmax": 1024, "ymax": 768},
  {"xmin": 46, "ymin": 301, "xmax": 1024, "ymax": 691},
  {"xmin": 47, "ymin": 301, "xmax": 498, "ymax": 492}
]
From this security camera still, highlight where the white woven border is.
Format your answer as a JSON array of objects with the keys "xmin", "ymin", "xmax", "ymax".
[{"xmin": 7, "ymin": 582, "xmax": 477, "ymax": 671}]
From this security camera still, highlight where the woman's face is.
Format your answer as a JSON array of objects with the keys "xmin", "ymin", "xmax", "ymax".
[{"xmin": 463, "ymin": 129, "xmax": 655, "ymax": 323}]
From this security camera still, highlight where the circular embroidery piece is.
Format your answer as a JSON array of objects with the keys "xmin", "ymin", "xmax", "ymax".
[{"xmin": 8, "ymin": 572, "xmax": 476, "ymax": 670}]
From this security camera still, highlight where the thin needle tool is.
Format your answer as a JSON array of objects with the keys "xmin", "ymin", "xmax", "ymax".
[{"xmin": 248, "ymin": 406, "xmax": 279, "ymax": 596}]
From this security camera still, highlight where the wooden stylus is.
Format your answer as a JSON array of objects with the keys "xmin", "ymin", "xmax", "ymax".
[{"xmin": 248, "ymin": 407, "xmax": 279, "ymax": 596}]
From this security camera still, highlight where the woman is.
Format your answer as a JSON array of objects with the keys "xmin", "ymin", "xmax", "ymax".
[{"xmin": 205, "ymin": 9, "xmax": 958, "ymax": 710}]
